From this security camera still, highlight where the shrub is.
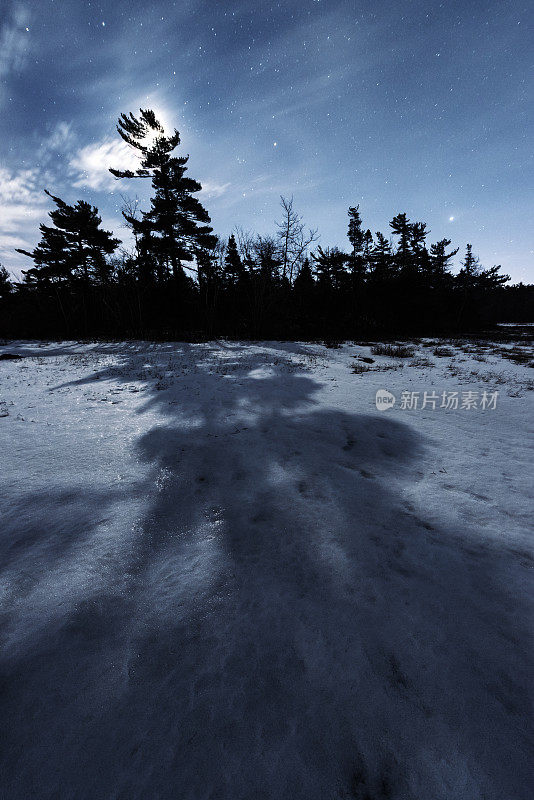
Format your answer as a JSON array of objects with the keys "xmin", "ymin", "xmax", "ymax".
[
  {"xmin": 376, "ymin": 363, "xmax": 405, "ymax": 371},
  {"xmin": 433, "ymin": 346, "xmax": 455, "ymax": 357},
  {"xmin": 409, "ymin": 357, "xmax": 434, "ymax": 367},
  {"xmin": 351, "ymin": 363, "xmax": 371, "ymax": 374},
  {"xmin": 371, "ymin": 343, "xmax": 415, "ymax": 358}
]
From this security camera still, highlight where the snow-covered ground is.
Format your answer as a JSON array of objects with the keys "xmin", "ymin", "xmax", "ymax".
[{"xmin": 1, "ymin": 337, "xmax": 532, "ymax": 799}]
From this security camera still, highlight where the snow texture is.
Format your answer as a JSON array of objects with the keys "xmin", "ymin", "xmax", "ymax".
[{"xmin": 0, "ymin": 338, "xmax": 533, "ymax": 799}]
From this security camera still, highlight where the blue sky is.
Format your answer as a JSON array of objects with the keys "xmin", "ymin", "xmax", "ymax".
[{"xmin": 1, "ymin": 0, "xmax": 532, "ymax": 281}]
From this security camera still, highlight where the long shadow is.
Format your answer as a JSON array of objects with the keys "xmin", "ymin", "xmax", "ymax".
[{"xmin": 0, "ymin": 342, "xmax": 532, "ymax": 799}]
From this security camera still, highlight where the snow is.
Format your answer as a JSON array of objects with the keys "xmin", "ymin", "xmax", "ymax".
[{"xmin": 0, "ymin": 338, "xmax": 533, "ymax": 799}]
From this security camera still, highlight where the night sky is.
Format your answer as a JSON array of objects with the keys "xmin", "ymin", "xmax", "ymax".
[{"xmin": 1, "ymin": 0, "xmax": 532, "ymax": 281}]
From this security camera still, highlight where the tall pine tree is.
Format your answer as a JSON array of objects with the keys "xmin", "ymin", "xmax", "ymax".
[
  {"xmin": 347, "ymin": 206, "xmax": 372, "ymax": 280},
  {"xmin": 389, "ymin": 212, "xmax": 412, "ymax": 272},
  {"xmin": 110, "ymin": 109, "xmax": 217, "ymax": 283}
]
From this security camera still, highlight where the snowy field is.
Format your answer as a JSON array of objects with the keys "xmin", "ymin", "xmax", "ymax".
[{"xmin": 0, "ymin": 336, "xmax": 533, "ymax": 800}]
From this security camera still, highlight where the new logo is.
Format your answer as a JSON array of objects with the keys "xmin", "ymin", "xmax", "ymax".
[{"xmin": 375, "ymin": 389, "xmax": 396, "ymax": 411}]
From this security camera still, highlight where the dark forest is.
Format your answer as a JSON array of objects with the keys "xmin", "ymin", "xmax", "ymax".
[{"xmin": 1, "ymin": 110, "xmax": 531, "ymax": 340}]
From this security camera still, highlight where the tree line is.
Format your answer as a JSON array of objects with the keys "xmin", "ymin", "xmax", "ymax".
[{"xmin": 0, "ymin": 108, "xmax": 531, "ymax": 340}]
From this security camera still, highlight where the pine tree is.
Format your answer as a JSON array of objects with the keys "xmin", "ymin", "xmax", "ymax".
[
  {"xmin": 197, "ymin": 243, "xmax": 223, "ymax": 335},
  {"xmin": 370, "ymin": 232, "xmax": 394, "ymax": 280},
  {"xmin": 456, "ymin": 243, "xmax": 479, "ymax": 288},
  {"xmin": 293, "ymin": 258, "xmax": 315, "ymax": 295},
  {"xmin": 362, "ymin": 229, "xmax": 374, "ymax": 270},
  {"xmin": 463, "ymin": 243, "xmax": 478, "ymax": 273},
  {"xmin": 17, "ymin": 217, "xmax": 71, "ymax": 286},
  {"xmin": 293, "ymin": 257, "xmax": 316, "ymax": 332},
  {"xmin": 0, "ymin": 265, "xmax": 13, "ymax": 297},
  {"xmin": 476, "ymin": 264, "xmax": 510, "ymax": 288},
  {"xmin": 429, "ymin": 238, "xmax": 459, "ymax": 275},
  {"xmin": 347, "ymin": 206, "xmax": 369, "ymax": 280},
  {"xmin": 389, "ymin": 212, "xmax": 412, "ymax": 271},
  {"xmin": 312, "ymin": 246, "xmax": 348, "ymax": 291},
  {"xmin": 17, "ymin": 191, "xmax": 119, "ymax": 286},
  {"xmin": 254, "ymin": 236, "xmax": 281, "ymax": 283},
  {"xmin": 410, "ymin": 222, "xmax": 429, "ymax": 271},
  {"xmin": 347, "ymin": 206, "xmax": 365, "ymax": 257},
  {"xmin": 223, "ymin": 234, "xmax": 245, "ymax": 286},
  {"xmin": 458, "ymin": 245, "xmax": 509, "ymax": 289},
  {"xmin": 110, "ymin": 109, "xmax": 216, "ymax": 282}
]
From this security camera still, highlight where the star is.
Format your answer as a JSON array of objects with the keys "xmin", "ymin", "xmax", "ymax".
[{"xmin": 2, "ymin": 0, "xmax": 531, "ymax": 285}]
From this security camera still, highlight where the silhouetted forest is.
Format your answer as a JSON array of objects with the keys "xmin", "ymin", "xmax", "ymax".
[{"xmin": 1, "ymin": 109, "xmax": 532, "ymax": 340}]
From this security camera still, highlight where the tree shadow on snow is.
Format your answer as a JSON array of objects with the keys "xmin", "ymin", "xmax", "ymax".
[{"xmin": 0, "ymin": 342, "xmax": 532, "ymax": 800}]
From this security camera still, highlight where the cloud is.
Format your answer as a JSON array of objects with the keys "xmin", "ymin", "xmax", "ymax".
[
  {"xmin": 0, "ymin": 166, "xmax": 44, "ymax": 210},
  {"xmin": 44, "ymin": 121, "xmax": 75, "ymax": 152},
  {"xmin": 0, "ymin": 165, "xmax": 49, "ymax": 277},
  {"xmin": 0, "ymin": 3, "xmax": 30, "ymax": 80},
  {"xmin": 68, "ymin": 123, "xmax": 225, "ymax": 198},
  {"xmin": 69, "ymin": 138, "xmax": 141, "ymax": 191},
  {"xmin": 200, "ymin": 181, "xmax": 231, "ymax": 198},
  {"xmin": 36, "ymin": 121, "xmax": 77, "ymax": 169}
]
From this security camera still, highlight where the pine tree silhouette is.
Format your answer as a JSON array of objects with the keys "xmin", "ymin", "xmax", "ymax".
[
  {"xmin": 370, "ymin": 232, "xmax": 394, "ymax": 281},
  {"xmin": 0, "ymin": 264, "xmax": 13, "ymax": 298},
  {"xmin": 430, "ymin": 238, "xmax": 459, "ymax": 275},
  {"xmin": 110, "ymin": 109, "xmax": 216, "ymax": 283},
  {"xmin": 347, "ymin": 206, "xmax": 368, "ymax": 281},
  {"xmin": 223, "ymin": 234, "xmax": 246, "ymax": 287},
  {"xmin": 389, "ymin": 212, "xmax": 412, "ymax": 272},
  {"xmin": 17, "ymin": 191, "xmax": 119, "ymax": 286}
]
